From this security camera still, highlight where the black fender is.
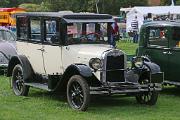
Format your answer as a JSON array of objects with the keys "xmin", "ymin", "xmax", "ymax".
[
  {"xmin": 143, "ymin": 61, "xmax": 161, "ymax": 74},
  {"xmin": 63, "ymin": 64, "xmax": 93, "ymax": 78},
  {"xmin": 57, "ymin": 64, "xmax": 99, "ymax": 91},
  {"xmin": 7, "ymin": 55, "xmax": 34, "ymax": 81}
]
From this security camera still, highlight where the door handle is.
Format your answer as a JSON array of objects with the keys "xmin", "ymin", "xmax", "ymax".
[
  {"xmin": 37, "ymin": 48, "xmax": 45, "ymax": 52},
  {"xmin": 163, "ymin": 51, "xmax": 168, "ymax": 54}
]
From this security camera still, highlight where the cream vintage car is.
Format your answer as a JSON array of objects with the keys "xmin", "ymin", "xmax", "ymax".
[{"xmin": 7, "ymin": 12, "xmax": 163, "ymax": 111}]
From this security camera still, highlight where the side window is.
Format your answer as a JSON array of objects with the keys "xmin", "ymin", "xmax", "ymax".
[
  {"xmin": 4, "ymin": 31, "xmax": 15, "ymax": 41},
  {"xmin": 172, "ymin": 27, "xmax": 180, "ymax": 48},
  {"xmin": 17, "ymin": 16, "xmax": 28, "ymax": 40},
  {"xmin": 148, "ymin": 27, "xmax": 168, "ymax": 48},
  {"xmin": 30, "ymin": 19, "xmax": 41, "ymax": 42},
  {"xmin": 44, "ymin": 20, "xmax": 59, "ymax": 44}
]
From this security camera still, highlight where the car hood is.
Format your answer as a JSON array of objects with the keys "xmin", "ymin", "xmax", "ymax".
[
  {"xmin": 71, "ymin": 44, "xmax": 112, "ymax": 55},
  {"xmin": 63, "ymin": 44, "xmax": 114, "ymax": 65}
]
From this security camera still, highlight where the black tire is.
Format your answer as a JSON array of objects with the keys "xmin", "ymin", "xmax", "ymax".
[
  {"xmin": 136, "ymin": 91, "xmax": 158, "ymax": 105},
  {"xmin": 12, "ymin": 64, "xmax": 29, "ymax": 96},
  {"xmin": 67, "ymin": 75, "xmax": 90, "ymax": 111}
]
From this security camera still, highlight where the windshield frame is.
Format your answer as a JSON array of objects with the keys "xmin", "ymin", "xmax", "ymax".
[{"xmin": 64, "ymin": 21, "xmax": 114, "ymax": 45}]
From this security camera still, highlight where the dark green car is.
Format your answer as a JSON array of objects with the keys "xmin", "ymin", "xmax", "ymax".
[{"xmin": 137, "ymin": 21, "xmax": 180, "ymax": 85}]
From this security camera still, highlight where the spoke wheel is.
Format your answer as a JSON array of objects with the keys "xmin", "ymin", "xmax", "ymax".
[
  {"xmin": 67, "ymin": 75, "xmax": 90, "ymax": 111},
  {"xmin": 12, "ymin": 64, "xmax": 29, "ymax": 96},
  {"xmin": 136, "ymin": 91, "xmax": 158, "ymax": 105},
  {"xmin": 136, "ymin": 79, "xmax": 158, "ymax": 105}
]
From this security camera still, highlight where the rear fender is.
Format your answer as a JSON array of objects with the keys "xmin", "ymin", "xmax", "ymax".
[{"xmin": 7, "ymin": 55, "xmax": 34, "ymax": 81}]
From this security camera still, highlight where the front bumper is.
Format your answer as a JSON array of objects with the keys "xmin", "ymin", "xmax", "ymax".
[{"xmin": 90, "ymin": 83, "xmax": 162, "ymax": 95}]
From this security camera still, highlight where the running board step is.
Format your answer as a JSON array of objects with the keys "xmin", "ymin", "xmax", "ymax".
[
  {"xmin": 25, "ymin": 83, "xmax": 52, "ymax": 91},
  {"xmin": 164, "ymin": 81, "xmax": 180, "ymax": 86}
]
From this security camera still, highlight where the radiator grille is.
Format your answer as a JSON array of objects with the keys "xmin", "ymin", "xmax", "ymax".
[{"xmin": 106, "ymin": 55, "xmax": 125, "ymax": 82}]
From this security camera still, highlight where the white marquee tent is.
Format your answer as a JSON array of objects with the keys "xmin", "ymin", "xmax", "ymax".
[{"xmin": 126, "ymin": 6, "xmax": 180, "ymax": 32}]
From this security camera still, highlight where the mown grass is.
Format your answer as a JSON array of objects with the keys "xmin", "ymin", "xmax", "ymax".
[
  {"xmin": 1, "ymin": 76, "xmax": 180, "ymax": 120},
  {"xmin": 1, "ymin": 42, "xmax": 180, "ymax": 120},
  {"xmin": 116, "ymin": 41, "xmax": 138, "ymax": 55}
]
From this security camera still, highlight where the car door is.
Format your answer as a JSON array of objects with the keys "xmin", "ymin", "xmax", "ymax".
[
  {"xmin": 17, "ymin": 17, "xmax": 45, "ymax": 74},
  {"xmin": 145, "ymin": 26, "xmax": 169, "ymax": 79},
  {"xmin": 168, "ymin": 26, "xmax": 180, "ymax": 82},
  {"xmin": 42, "ymin": 19, "xmax": 63, "ymax": 75}
]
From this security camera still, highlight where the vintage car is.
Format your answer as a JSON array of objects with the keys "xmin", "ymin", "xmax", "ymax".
[
  {"xmin": 137, "ymin": 21, "xmax": 180, "ymax": 86},
  {"xmin": 0, "ymin": 27, "xmax": 16, "ymax": 73},
  {"xmin": 7, "ymin": 12, "xmax": 163, "ymax": 111}
]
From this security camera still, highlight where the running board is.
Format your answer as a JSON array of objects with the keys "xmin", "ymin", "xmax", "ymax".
[
  {"xmin": 164, "ymin": 81, "xmax": 180, "ymax": 86},
  {"xmin": 25, "ymin": 83, "xmax": 52, "ymax": 91}
]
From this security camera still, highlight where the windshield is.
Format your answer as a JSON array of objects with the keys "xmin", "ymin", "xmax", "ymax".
[{"xmin": 66, "ymin": 22, "xmax": 113, "ymax": 45}]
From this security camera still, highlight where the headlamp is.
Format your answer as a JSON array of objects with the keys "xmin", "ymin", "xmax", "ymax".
[
  {"xmin": 132, "ymin": 57, "xmax": 143, "ymax": 68},
  {"xmin": 89, "ymin": 58, "xmax": 102, "ymax": 70}
]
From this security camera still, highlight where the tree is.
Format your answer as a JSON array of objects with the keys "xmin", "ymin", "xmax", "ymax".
[
  {"xmin": 161, "ymin": 0, "xmax": 180, "ymax": 5},
  {"xmin": 19, "ymin": 3, "xmax": 49, "ymax": 12},
  {"xmin": 43, "ymin": 0, "xmax": 148, "ymax": 15},
  {"xmin": 0, "ymin": 0, "xmax": 10, "ymax": 7},
  {"xmin": 0, "ymin": 0, "xmax": 43, "ymax": 7}
]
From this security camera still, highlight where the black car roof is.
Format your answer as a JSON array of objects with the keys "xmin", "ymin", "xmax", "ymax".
[{"xmin": 16, "ymin": 12, "xmax": 112, "ymax": 20}]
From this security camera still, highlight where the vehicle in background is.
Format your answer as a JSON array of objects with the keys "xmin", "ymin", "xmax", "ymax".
[
  {"xmin": 0, "ymin": 27, "xmax": 16, "ymax": 73},
  {"xmin": 7, "ymin": 12, "xmax": 163, "ymax": 111},
  {"xmin": 0, "ymin": 8, "xmax": 26, "ymax": 26},
  {"xmin": 137, "ymin": 21, "xmax": 180, "ymax": 86}
]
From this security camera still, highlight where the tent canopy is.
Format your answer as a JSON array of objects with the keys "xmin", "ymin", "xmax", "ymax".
[
  {"xmin": 126, "ymin": 6, "xmax": 180, "ymax": 32},
  {"xmin": 128, "ymin": 6, "xmax": 180, "ymax": 15}
]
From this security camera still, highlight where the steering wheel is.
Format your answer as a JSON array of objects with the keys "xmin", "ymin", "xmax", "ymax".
[
  {"xmin": 86, "ymin": 32, "xmax": 102, "ymax": 41},
  {"xmin": 80, "ymin": 33, "xmax": 102, "ymax": 41}
]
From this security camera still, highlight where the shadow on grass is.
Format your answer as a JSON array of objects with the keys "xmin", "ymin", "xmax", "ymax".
[
  {"xmin": 28, "ymin": 89, "xmax": 138, "ymax": 109},
  {"xmin": 161, "ymin": 86, "xmax": 180, "ymax": 96},
  {"xmin": 28, "ymin": 89, "xmax": 67, "ymax": 102},
  {"xmin": 90, "ymin": 95, "xmax": 136, "ymax": 108}
]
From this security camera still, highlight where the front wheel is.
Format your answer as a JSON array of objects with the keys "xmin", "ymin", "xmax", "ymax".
[
  {"xmin": 12, "ymin": 64, "xmax": 29, "ymax": 96},
  {"xmin": 136, "ymin": 91, "xmax": 158, "ymax": 105},
  {"xmin": 67, "ymin": 75, "xmax": 90, "ymax": 111}
]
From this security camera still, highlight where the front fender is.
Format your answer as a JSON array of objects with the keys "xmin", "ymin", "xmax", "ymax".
[
  {"xmin": 64, "ymin": 64, "xmax": 93, "ymax": 78},
  {"xmin": 143, "ymin": 61, "xmax": 161, "ymax": 74}
]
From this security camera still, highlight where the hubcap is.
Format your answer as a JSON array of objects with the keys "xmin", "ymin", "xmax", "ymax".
[
  {"xmin": 13, "ymin": 68, "xmax": 24, "ymax": 94},
  {"xmin": 140, "ymin": 92, "xmax": 153, "ymax": 103}
]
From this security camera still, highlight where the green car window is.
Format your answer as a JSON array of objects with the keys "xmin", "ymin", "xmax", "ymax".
[{"xmin": 147, "ymin": 27, "xmax": 168, "ymax": 48}]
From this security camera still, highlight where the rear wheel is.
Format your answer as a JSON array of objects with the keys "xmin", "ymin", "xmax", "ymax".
[
  {"xmin": 67, "ymin": 75, "xmax": 90, "ymax": 111},
  {"xmin": 136, "ymin": 91, "xmax": 158, "ymax": 105},
  {"xmin": 12, "ymin": 64, "xmax": 29, "ymax": 96},
  {"xmin": 136, "ymin": 79, "xmax": 158, "ymax": 105}
]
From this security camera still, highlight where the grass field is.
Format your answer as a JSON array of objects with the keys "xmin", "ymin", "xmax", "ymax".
[
  {"xmin": 0, "ymin": 42, "xmax": 180, "ymax": 120},
  {"xmin": 116, "ymin": 41, "xmax": 138, "ymax": 55}
]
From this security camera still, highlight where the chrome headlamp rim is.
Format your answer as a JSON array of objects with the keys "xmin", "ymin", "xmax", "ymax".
[{"xmin": 132, "ymin": 56, "xmax": 143, "ymax": 68}]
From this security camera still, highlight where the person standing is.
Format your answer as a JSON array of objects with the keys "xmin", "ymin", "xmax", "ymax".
[{"xmin": 131, "ymin": 16, "xmax": 139, "ymax": 43}]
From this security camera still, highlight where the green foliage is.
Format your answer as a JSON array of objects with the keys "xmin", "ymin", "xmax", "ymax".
[
  {"xmin": 19, "ymin": 3, "xmax": 49, "ymax": 12},
  {"xmin": 0, "ymin": 0, "xmax": 10, "ymax": 7},
  {"xmin": 0, "ymin": 0, "xmax": 148, "ymax": 14},
  {"xmin": 161, "ymin": 0, "xmax": 180, "ymax": 5},
  {"xmin": 43, "ymin": 0, "xmax": 148, "ymax": 14}
]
